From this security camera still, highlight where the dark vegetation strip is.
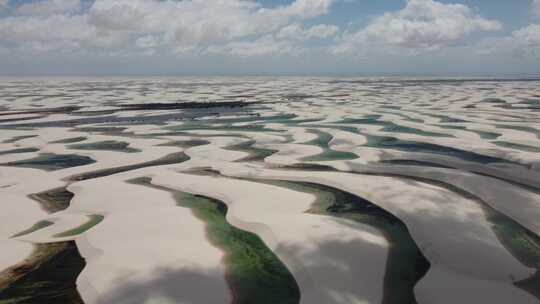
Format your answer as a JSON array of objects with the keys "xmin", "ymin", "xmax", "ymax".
[
  {"xmin": 73, "ymin": 127, "xmax": 126, "ymax": 134},
  {"xmin": 1, "ymin": 102, "xmax": 264, "ymax": 129},
  {"xmin": 180, "ymin": 113, "xmax": 297, "ymax": 125},
  {"xmin": 0, "ymin": 101, "xmax": 257, "ymax": 121},
  {"xmin": 115, "ymin": 101, "xmax": 259, "ymax": 111},
  {"xmin": 284, "ymin": 163, "xmax": 340, "ymax": 171},
  {"xmin": 0, "ymin": 188, "xmax": 86, "ymax": 303},
  {"xmin": 0, "ymin": 115, "xmax": 48, "ymax": 124},
  {"xmin": 1, "ymin": 153, "xmax": 96, "ymax": 171},
  {"xmin": 256, "ymin": 117, "xmax": 324, "ymax": 126},
  {"xmin": 128, "ymin": 177, "xmax": 300, "ymax": 304},
  {"xmin": 167, "ymin": 123, "xmax": 283, "ymax": 133},
  {"xmin": 49, "ymin": 137, "xmax": 87, "ymax": 144},
  {"xmin": 0, "ymin": 106, "xmax": 81, "ymax": 117},
  {"xmin": 250, "ymin": 179, "xmax": 429, "ymax": 304},
  {"xmin": 144, "ymin": 131, "xmax": 250, "ymax": 139},
  {"xmin": 380, "ymin": 160, "xmax": 454, "ymax": 169},
  {"xmin": 2, "ymin": 136, "xmax": 37, "ymax": 144},
  {"xmin": 0, "ymin": 148, "xmax": 39, "ymax": 156},
  {"xmin": 65, "ymin": 152, "xmax": 190, "ymax": 182},
  {"xmin": 157, "ymin": 139, "xmax": 210, "ymax": 149},
  {"xmin": 68, "ymin": 141, "xmax": 141, "ymax": 153}
]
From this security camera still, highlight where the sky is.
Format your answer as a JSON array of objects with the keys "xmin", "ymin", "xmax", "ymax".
[{"xmin": 0, "ymin": 0, "xmax": 539, "ymax": 76}]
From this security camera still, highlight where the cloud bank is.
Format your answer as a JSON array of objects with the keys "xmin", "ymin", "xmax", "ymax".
[
  {"xmin": 0, "ymin": 0, "xmax": 539, "ymax": 75},
  {"xmin": 334, "ymin": 0, "xmax": 501, "ymax": 55}
]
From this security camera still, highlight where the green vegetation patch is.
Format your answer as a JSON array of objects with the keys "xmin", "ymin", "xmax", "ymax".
[
  {"xmin": 67, "ymin": 152, "xmax": 189, "ymax": 181},
  {"xmin": 1, "ymin": 153, "xmax": 95, "ymax": 171},
  {"xmin": 0, "ymin": 242, "xmax": 85, "ymax": 304},
  {"xmin": 157, "ymin": 139, "xmax": 210, "ymax": 149},
  {"xmin": 0, "ymin": 148, "xmax": 39, "ymax": 156},
  {"xmin": 168, "ymin": 123, "xmax": 282, "ymax": 133},
  {"xmin": 29, "ymin": 187, "xmax": 74, "ymax": 213},
  {"xmin": 129, "ymin": 177, "xmax": 300, "ymax": 304},
  {"xmin": 68, "ymin": 140, "xmax": 141, "ymax": 153},
  {"xmin": 54, "ymin": 215, "xmax": 104, "ymax": 238},
  {"xmin": 11, "ymin": 221, "xmax": 54, "ymax": 238},
  {"xmin": 49, "ymin": 137, "xmax": 87, "ymax": 144},
  {"xmin": 2, "ymin": 135, "xmax": 37, "ymax": 144}
]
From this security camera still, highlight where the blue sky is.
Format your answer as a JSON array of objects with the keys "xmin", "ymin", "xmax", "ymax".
[{"xmin": 0, "ymin": 0, "xmax": 539, "ymax": 76}]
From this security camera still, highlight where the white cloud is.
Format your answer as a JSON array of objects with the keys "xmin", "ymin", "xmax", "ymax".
[
  {"xmin": 0, "ymin": 14, "xmax": 128, "ymax": 52},
  {"xmin": 207, "ymin": 21, "xmax": 338, "ymax": 57},
  {"xmin": 334, "ymin": 0, "xmax": 502, "ymax": 54},
  {"xmin": 85, "ymin": 0, "xmax": 334, "ymax": 45},
  {"xmin": 16, "ymin": 0, "xmax": 81, "ymax": 16},
  {"xmin": 277, "ymin": 23, "xmax": 339, "ymax": 40},
  {"xmin": 207, "ymin": 35, "xmax": 300, "ymax": 56},
  {"xmin": 136, "ymin": 35, "xmax": 160, "ymax": 49},
  {"xmin": 513, "ymin": 24, "xmax": 540, "ymax": 46},
  {"xmin": 478, "ymin": 24, "xmax": 540, "ymax": 57},
  {"xmin": 269, "ymin": 0, "xmax": 334, "ymax": 19},
  {"xmin": 0, "ymin": 0, "xmax": 8, "ymax": 9},
  {"xmin": 0, "ymin": 0, "xmax": 336, "ymax": 55},
  {"xmin": 533, "ymin": 0, "xmax": 540, "ymax": 17}
]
